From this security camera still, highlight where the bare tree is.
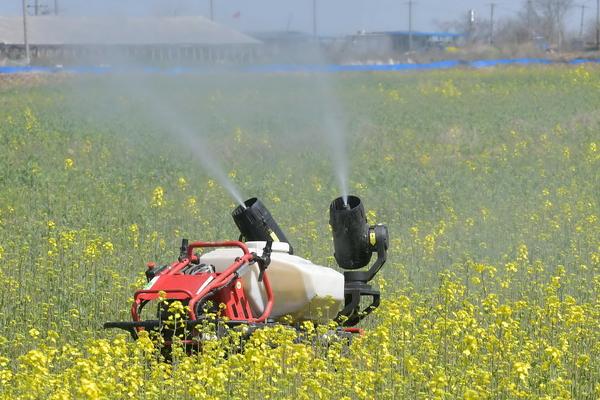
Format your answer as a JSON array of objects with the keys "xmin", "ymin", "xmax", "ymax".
[
  {"xmin": 434, "ymin": 11, "xmax": 490, "ymax": 45},
  {"xmin": 436, "ymin": 0, "xmax": 581, "ymax": 51},
  {"xmin": 495, "ymin": 18, "xmax": 532, "ymax": 45},
  {"xmin": 492, "ymin": 2, "xmax": 541, "ymax": 45},
  {"xmin": 533, "ymin": 0, "xmax": 575, "ymax": 49}
]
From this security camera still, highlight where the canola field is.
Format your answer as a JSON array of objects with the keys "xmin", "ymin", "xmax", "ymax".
[{"xmin": 0, "ymin": 66, "xmax": 599, "ymax": 399}]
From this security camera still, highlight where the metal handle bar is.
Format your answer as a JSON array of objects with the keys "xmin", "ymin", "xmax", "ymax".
[{"xmin": 186, "ymin": 240, "xmax": 250, "ymax": 260}]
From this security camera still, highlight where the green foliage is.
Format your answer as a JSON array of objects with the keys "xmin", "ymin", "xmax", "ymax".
[{"xmin": 0, "ymin": 65, "xmax": 598, "ymax": 398}]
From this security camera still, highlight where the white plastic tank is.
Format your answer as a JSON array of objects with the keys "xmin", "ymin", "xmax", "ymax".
[{"xmin": 199, "ymin": 241, "xmax": 344, "ymax": 323}]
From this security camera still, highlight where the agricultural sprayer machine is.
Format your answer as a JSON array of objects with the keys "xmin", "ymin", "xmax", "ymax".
[{"xmin": 104, "ymin": 195, "xmax": 388, "ymax": 350}]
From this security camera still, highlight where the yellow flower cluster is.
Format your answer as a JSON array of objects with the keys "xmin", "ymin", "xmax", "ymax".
[
  {"xmin": 152, "ymin": 186, "xmax": 165, "ymax": 208},
  {"xmin": 0, "ymin": 262, "xmax": 597, "ymax": 399}
]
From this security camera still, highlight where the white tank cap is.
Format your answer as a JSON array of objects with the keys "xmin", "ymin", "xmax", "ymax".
[{"xmin": 245, "ymin": 241, "xmax": 290, "ymax": 254}]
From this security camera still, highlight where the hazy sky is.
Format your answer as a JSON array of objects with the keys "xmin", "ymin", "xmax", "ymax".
[{"xmin": 0, "ymin": 1, "xmax": 588, "ymax": 36}]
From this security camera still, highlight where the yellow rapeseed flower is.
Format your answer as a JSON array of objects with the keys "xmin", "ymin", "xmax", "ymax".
[
  {"xmin": 177, "ymin": 177, "xmax": 187, "ymax": 191},
  {"xmin": 64, "ymin": 158, "xmax": 74, "ymax": 170},
  {"xmin": 152, "ymin": 186, "xmax": 165, "ymax": 208}
]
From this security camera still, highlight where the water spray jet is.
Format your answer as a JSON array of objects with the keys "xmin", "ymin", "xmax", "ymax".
[{"xmin": 104, "ymin": 194, "xmax": 389, "ymax": 351}]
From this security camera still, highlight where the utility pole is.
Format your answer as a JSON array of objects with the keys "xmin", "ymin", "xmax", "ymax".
[
  {"xmin": 34, "ymin": 0, "xmax": 39, "ymax": 16},
  {"xmin": 54, "ymin": 0, "xmax": 59, "ymax": 15},
  {"xmin": 209, "ymin": 0, "xmax": 214, "ymax": 21},
  {"xmin": 579, "ymin": 5, "xmax": 586, "ymax": 40},
  {"xmin": 489, "ymin": 3, "xmax": 496, "ymax": 46},
  {"xmin": 21, "ymin": 0, "xmax": 30, "ymax": 64},
  {"xmin": 527, "ymin": 0, "xmax": 533, "ymax": 40},
  {"xmin": 467, "ymin": 9, "xmax": 476, "ymax": 43},
  {"xmin": 408, "ymin": 0, "xmax": 414, "ymax": 51},
  {"xmin": 556, "ymin": 3, "xmax": 561, "ymax": 51},
  {"xmin": 596, "ymin": 0, "xmax": 599, "ymax": 50},
  {"xmin": 312, "ymin": 0, "xmax": 317, "ymax": 38}
]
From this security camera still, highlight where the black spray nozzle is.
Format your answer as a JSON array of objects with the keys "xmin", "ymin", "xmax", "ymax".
[
  {"xmin": 232, "ymin": 197, "xmax": 293, "ymax": 254},
  {"xmin": 179, "ymin": 238, "xmax": 189, "ymax": 261},
  {"xmin": 329, "ymin": 195, "xmax": 389, "ymax": 270}
]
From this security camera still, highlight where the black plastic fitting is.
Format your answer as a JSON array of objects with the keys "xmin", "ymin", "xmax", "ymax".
[
  {"xmin": 329, "ymin": 195, "xmax": 373, "ymax": 270},
  {"xmin": 232, "ymin": 198, "xmax": 293, "ymax": 253},
  {"xmin": 330, "ymin": 195, "xmax": 389, "ymax": 326}
]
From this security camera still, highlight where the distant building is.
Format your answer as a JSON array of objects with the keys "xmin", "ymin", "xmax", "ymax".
[
  {"xmin": 0, "ymin": 16, "xmax": 262, "ymax": 66},
  {"xmin": 334, "ymin": 31, "xmax": 462, "ymax": 62},
  {"xmin": 250, "ymin": 31, "xmax": 314, "ymax": 48},
  {"xmin": 245, "ymin": 30, "xmax": 464, "ymax": 65},
  {"xmin": 248, "ymin": 31, "xmax": 321, "ymax": 63}
]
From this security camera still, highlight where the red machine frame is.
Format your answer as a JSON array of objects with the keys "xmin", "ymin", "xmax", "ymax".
[
  {"xmin": 114, "ymin": 241, "xmax": 274, "ymax": 341},
  {"xmin": 106, "ymin": 239, "xmax": 364, "ymax": 344}
]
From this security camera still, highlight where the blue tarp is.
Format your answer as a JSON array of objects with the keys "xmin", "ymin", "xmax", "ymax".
[
  {"xmin": 469, "ymin": 58, "xmax": 554, "ymax": 68},
  {"xmin": 2, "ymin": 58, "xmax": 600, "ymax": 75}
]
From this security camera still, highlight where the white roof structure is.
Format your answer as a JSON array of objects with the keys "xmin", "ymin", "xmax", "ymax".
[{"xmin": 0, "ymin": 16, "xmax": 260, "ymax": 46}]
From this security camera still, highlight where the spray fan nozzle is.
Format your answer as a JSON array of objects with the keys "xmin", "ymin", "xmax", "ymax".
[
  {"xmin": 232, "ymin": 197, "xmax": 293, "ymax": 254},
  {"xmin": 330, "ymin": 194, "xmax": 389, "ymax": 327},
  {"xmin": 329, "ymin": 195, "xmax": 388, "ymax": 278}
]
